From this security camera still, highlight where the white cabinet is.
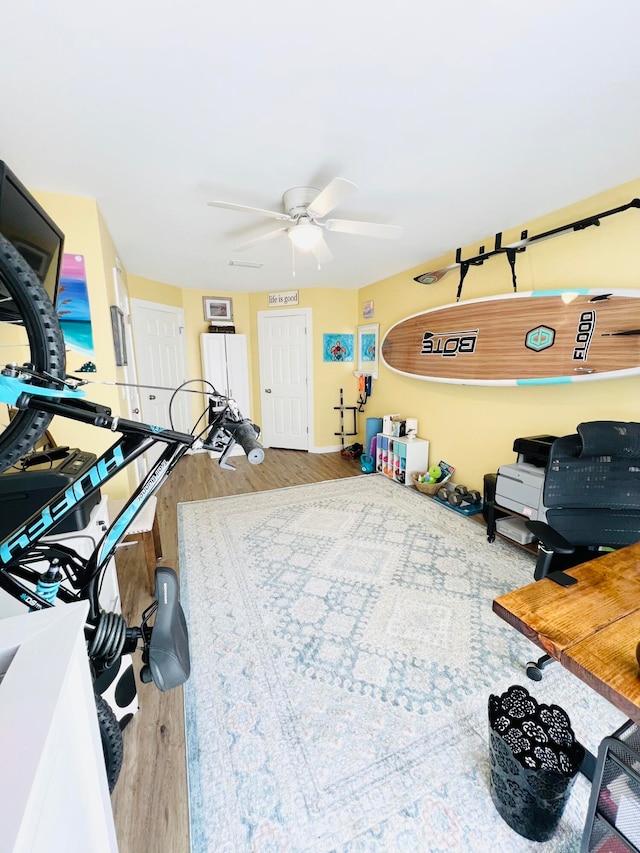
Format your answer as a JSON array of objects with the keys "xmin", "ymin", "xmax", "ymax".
[
  {"xmin": 201, "ymin": 333, "xmax": 251, "ymax": 418},
  {"xmin": 0, "ymin": 604, "xmax": 118, "ymax": 852},
  {"xmin": 375, "ymin": 433, "xmax": 429, "ymax": 487}
]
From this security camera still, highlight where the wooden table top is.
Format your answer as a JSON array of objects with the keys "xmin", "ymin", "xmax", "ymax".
[{"xmin": 493, "ymin": 541, "xmax": 640, "ymax": 724}]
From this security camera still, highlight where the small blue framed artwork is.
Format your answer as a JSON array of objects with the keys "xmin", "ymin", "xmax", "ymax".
[
  {"xmin": 360, "ymin": 333, "xmax": 376, "ymax": 363},
  {"xmin": 323, "ymin": 333, "xmax": 354, "ymax": 363},
  {"xmin": 357, "ymin": 323, "xmax": 380, "ymax": 377}
]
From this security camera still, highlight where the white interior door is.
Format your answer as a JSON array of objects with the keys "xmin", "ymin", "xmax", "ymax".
[
  {"xmin": 258, "ymin": 310, "xmax": 311, "ymax": 450},
  {"xmin": 130, "ymin": 299, "xmax": 190, "ymax": 444}
]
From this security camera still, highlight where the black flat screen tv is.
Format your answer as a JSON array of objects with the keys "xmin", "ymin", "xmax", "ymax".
[{"xmin": 0, "ymin": 161, "xmax": 64, "ymax": 310}]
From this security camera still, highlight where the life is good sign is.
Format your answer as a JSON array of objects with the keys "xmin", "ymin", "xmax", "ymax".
[{"xmin": 268, "ymin": 290, "xmax": 299, "ymax": 307}]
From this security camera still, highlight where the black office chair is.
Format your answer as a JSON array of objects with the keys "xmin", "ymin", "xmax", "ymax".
[{"xmin": 525, "ymin": 420, "xmax": 640, "ymax": 679}]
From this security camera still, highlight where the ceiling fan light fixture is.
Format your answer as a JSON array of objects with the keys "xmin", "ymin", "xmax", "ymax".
[{"xmin": 288, "ymin": 220, "xmax": 323, "ymax": 251}]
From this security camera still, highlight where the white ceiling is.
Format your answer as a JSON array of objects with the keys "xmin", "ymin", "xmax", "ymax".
[{"xmin": 2, "ymin": 1, "xmax": 640, "ymax": 293}]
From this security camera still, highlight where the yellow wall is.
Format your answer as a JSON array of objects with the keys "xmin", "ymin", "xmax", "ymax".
[
  {"xmin": 125, "ymin": 277, "xmax": 254, "ymax": 425},
  {"xmin": 31, "ymin": 192, "xmax": 133, "ymax": 498},
  {"xmin": 28, "ymin": 175, "xmax": 640, "ymax": 498},
  {"xmin": 125, "ymin": 279, "xmax": 358, "ymax": 449},
  {"xmin": 359, "ymin": 176, "xmax": 640, "ymax": 491},
  {"xmin": 127, "ymin": 274, "xmax": 183, "ymax": 309}
]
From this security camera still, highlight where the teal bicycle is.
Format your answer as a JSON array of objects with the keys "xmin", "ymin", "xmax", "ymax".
[{"xmin": 0, "ymin": 233, "xmax": 264, "ymax": 788}]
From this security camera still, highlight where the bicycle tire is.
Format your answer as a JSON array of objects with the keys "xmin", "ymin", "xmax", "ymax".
[
  {"xmin": 95, "ymin": 692, "xmax": 124, "ymax": 792},
  {"xmin": 0, "ymin": 232, "xmax": 65, "ymax": 473}
]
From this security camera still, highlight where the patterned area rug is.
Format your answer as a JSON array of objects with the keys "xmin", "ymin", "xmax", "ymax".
[{"xmin": 179, "ymin": 475, "xmax": 624, "ymax": 852}]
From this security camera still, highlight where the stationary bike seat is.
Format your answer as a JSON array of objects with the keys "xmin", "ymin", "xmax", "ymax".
[{"xmin": 148, "ymin": 567, "xmax": 191, "ymax": 691}]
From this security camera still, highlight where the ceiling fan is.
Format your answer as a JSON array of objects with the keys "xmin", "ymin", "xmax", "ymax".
[{"xmin": 207, "ymin": 177, "xmax": 402, "ymax": 263}]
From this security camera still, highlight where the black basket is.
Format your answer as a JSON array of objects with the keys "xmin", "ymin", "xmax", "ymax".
[
  {"xmin": 340, "ymin": 443, "xmax": 363, "ymax": 460},
  {"xmin": 488, "ymin": 685, "xmax": 584, "ymax": 842},
  {"xmin": 582, "ymin": 720, "xmax": 640, "ymax": 852}
]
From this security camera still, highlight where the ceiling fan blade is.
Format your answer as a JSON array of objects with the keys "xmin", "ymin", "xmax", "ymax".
[
  {"xmin": 312, "ymin": 237, "xmax": 333, "ymax": 265},
  {"xmin": 232, "ymin": 225, "xmax": 289, "ymax": 251},
  {"xmin": 307, "ymin": 178, "xmax": 358, "ymax": 219},
  {"xmin": 208, "ymin": 200, "xmax": 293, "ymax": 222},
  {"xmin": 324, "ymin": 219, "xmax": 403, "ymax": 239}
]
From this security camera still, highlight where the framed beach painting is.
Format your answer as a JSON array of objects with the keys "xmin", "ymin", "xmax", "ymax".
[
  {"xmin": 203, "ymin": 296, "xmax": 233, "ymax": 323},
  {"xmin": 55, "ymin": 254, "xmax": 95, "ymax": 357}
]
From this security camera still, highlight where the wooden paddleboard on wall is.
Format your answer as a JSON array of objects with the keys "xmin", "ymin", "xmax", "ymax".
[{"xmin": 381, "ymin": 289, "xmax": 640, "ymax": 385}]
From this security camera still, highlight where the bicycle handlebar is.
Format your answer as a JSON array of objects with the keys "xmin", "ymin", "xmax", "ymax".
[{"xmin": 224, "ymin": 420, "xmax": 265, "ymax": 465}]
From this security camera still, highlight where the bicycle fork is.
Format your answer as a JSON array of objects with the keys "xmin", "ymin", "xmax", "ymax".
[{"xmin": 31, "ymin": 563, "xmax": 63, "ymax": 609}]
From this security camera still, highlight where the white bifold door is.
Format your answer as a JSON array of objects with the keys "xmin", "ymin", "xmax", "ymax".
[{"xmin": 200, "ymin": 333, "xmax": 251, "ymax": 419}]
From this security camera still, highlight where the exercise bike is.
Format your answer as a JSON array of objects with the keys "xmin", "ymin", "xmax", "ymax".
[{"xmin": 0, "ymin": 233, "xmax": 265, "ymax": 789}]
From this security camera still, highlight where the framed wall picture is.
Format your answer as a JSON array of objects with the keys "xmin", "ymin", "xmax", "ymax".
[
  {"xmin": 357, "ymin": 323, "xmax": 380, "ymax": 377},
  {"xmin": 322, "ymin": 333, "xmax": 354, "ymax": 362},
  {"xmin": 110, "ymin": 305, "xmax": 127, "ymax": 366},
  {"xmin": 56, "ymin": 254, "xmax": 95, "ymax": 357},
  {"xmin": 203, "ymin": 296, "xmax": 233, "ymax": 323}
]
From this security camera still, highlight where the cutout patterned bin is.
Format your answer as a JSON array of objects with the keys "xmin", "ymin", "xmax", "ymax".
[{"xmin": 488, "ymin": 684, "xmax": 584, "ymax": 842}]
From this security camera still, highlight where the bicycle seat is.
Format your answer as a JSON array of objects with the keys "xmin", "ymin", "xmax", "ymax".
[{"xmin": 148, "ymin": 567, "xmax": 191, "ymax": 691}]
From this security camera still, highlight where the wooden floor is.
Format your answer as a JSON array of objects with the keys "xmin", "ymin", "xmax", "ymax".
[{"xmin": 111, "ymin": 449, "xmax": 360, "ymax": 853}]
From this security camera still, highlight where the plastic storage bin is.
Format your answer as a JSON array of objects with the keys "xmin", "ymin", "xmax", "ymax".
[{"xmin": 582, "ymin": 720, "xmax": 640, "ymax": 852}]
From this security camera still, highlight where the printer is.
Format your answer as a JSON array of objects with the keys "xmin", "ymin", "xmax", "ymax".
[{"xmin": 494, "ymin": 435, "xmax": 557, "ymax": 522}]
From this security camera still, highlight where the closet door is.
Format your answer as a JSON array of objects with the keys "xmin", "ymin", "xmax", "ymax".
[
  {"xmin": 200, "ymin": 334, "xmax": 251, "ymax": 418},
  {"xmin": 201, "ymin": 334, "xmax": 228, "ymax": 396},
  {"xmin": 224, "ymin": 335, "xmax": 250, "ymax": 418}
]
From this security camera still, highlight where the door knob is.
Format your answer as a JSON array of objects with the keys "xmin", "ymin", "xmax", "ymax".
[
  {"xmin": 265, "ymin": 388, "xmax": 272, "ymax": 393},
  {"xmin": 149, "ymin": 394, "xmax": 156, "ymax": 400},
  {"xmin": 132, "ymin": 408, "xmax": 140, "ymax": 414}
]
